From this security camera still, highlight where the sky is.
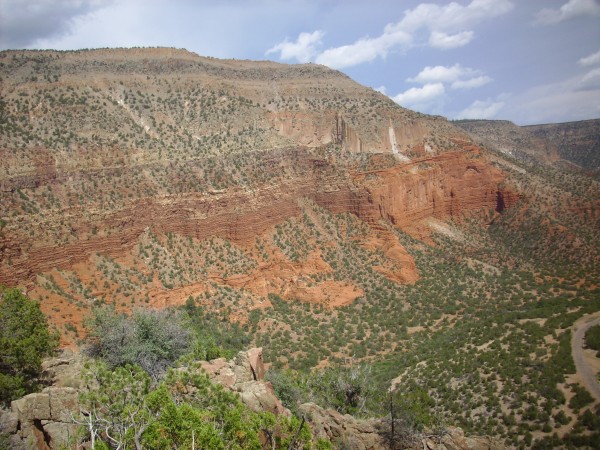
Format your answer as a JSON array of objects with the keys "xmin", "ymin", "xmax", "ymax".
[{"xmin": 1, "ymin": 0, "xmax": 599, "ymax": 125}]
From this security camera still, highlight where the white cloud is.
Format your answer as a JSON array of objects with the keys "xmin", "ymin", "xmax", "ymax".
[
  {"xmin": 456, "ymin": 99, "xmax": 504, "ymax": 119},
  {"xmin": 306, "ymin": 0, "xmax": 513, "ymax": 69},
  {"xmin": 392, "ymin": 83, "xmax": 445, "ymax": 107},
  {"xmin": 398, "ymin": 0, "xmax": 513, "ymax": 33},
  {"xmin": 314, "ymin": 27, "xmax": 411, "ymax": 68},
  {"xmin": 374, "ymin": 86, "xmax": 387, "ymax": 95},
  {"xmin": 266, "ymin": 30, "xmax": 324, "ymax": 63},
  {"xmin": 428, "ymin": 30, "xmax": 474, "ymax": 49},
  {"xmin": 407, "ymin": 64, "xmax": 491, "ymax": 90},
  {"xmin": 408, "ymin": 64, "xmax": 476, "ymax": 84},
  {"xmin": 581, "ymin": 67, "xmax": 600, "ymax": 86},
  {"xmin": 535, "ymin": 0, "xmax": 600, "ymax": 25},
  {"xmin": 579, "ymin": 48, "xmax": 600, "ymax": 66},
  {"xmin": 451, "ymin": 75, "xmax": 492, "ymax": 90}
]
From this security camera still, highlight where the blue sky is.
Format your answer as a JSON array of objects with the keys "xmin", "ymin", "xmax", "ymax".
[{"xmin": 1, "ymin": 0, "xmax": 599, "ymax": 125}]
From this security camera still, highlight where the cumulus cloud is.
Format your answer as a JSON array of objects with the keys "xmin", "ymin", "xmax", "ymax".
[
  {"xmin": 314, "ymin": 26, "xmax": 411, "ymax": 68},
  {"xmin": 266, "ymin": 30, "xmax": 324, "ymax": 63},
  {"xmin": 0, "ymin": 0, "xmax": 111, "ymax": 49},
  {"xmin": 391, "ymin": 64, "xmax": 493, "ymax": 114},
  {"xmin": 397, "ymin": 0, "xmax": 513, "ymax": 33},
  {"xmin": 408, "ymin": 64, "xmax": 475, "ymax": 84},
  {"xmin": 451, "ymin": 75, "xmax": 492, "ymax": 89},
  {"xmin": 407, "ymin": 64, "xmax": 491, "ymax": 90},
  {"xmin": 534, "ymin": 0, "xmax": 600, "ymax": 25},
  {"xmin": 302, "ymin": 0, "xmax": 513, "ymax": 69},
  {"xmin": 579, "ymin": 48, "xmax": 600, "ymax": 66},
  {"xmin": 428, "ymin": 30, "xmax": 474, "ymax": 49},
  {"xmin": 456, "ymin": 99, "xmax": 504, "ymax": 119},
  {"xmin": 374, "ymin": 86, "xmax": 387, "ymax": 95},
  {"xmin": 392, "ymin": 83, "xmax": 445, "ymax": 108}
]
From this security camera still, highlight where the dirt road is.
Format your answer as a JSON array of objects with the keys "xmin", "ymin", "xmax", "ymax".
[{"xmin": 571, "ymin": 312, "xmax": 600, "ymax": 402}]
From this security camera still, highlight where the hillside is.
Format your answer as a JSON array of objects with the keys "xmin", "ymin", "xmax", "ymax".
[
  {"xmin": 525, "ymin": 119, "xmax": 600, "ymax": 173},
  {"xmin": 1, "ymin": 48, "xmax": 599, "ymax": 448},
  {"xmin": 0, "ymin": 48, "xmax": 509, "ymax": 332},
  {"xmin": 454, "ymin": 118, "xmax": 600, "ymax": 174}
]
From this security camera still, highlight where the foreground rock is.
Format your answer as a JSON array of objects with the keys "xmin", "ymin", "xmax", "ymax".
[
  {"xmin": 300, "ymin": 402, "xmax": 386, "ymax": 449},
  {"xmin": 0, "ymin": 348, "xmax": 287, "ymax": 449}
]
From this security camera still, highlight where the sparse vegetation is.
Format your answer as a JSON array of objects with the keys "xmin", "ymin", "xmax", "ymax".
[{"xmin": 0, "ymin": 49, "xmax": 598, "ymax": 447}]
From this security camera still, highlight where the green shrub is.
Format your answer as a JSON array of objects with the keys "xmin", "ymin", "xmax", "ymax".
[
  {"xmin": 85, "ymin": 306, "xmax": 191, "ymax": 379},
  {"xmin": 77, "ymin": 363, "xmax": 313, "ymax": 449},
  {"xmin": 0, "ymin": 286, "xmax": 58, "ymax": 406},
  {"xmin": 585, "ymin": 324, "xmax": 600, "ymax": 356},
  {"xmin": 308, "ymin": 364, "xmax": 375, "ymax": 416},
  {"xmin": 266, "ymin": 369, "xmax": 305, "ymax": 416},
  {"xmin": 568, "ymin": 384, "xmax": 594, "ymax": 411}
]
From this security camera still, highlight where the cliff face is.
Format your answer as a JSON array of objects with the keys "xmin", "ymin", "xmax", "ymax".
[
  {"xmin": 0, "ymin": 146, "xmax": 511, "ymax": 283},
  {"xmin": 0, "ymin": 48, "xmax": 516, "ymax": 341}
]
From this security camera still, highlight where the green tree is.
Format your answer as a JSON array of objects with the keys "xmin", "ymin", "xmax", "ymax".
[
  {"xmin": 0, "ymin": 286, "xmax": 58, "ymax": 406},
  {"xmin": 78, "ymin": 362, "xmax": 152, "ymax": 450},
  {"xmin": 77, "ymin": 363, "xmax": 313, "ymax": 450}
]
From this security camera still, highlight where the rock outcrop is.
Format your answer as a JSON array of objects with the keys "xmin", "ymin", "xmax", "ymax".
[
  {"xmin": 0, "ymin": 350, "xmax": 84, "ymax": 449},
  {"xmin": 1, "ymin": 387, "xmax": 79, "ymax": 450},
  {"xmin": 299, "ymin": 402, "xmax": 504, "ymax": 450},
  {"xmin": 300, "ymin": 402, "xmax": 386, "ymax": 449},
  {"xmin": 0, "ymin": 146, "xmax": 513, "ymax": 287},
  {"xmin": 200, "ymin": 347, "xmax": 289, "ymax": 416}
]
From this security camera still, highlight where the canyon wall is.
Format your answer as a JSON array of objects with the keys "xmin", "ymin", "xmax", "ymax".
[{"xmin": 0, "ymin": 145, "xmax": 514, "ymax": 287}]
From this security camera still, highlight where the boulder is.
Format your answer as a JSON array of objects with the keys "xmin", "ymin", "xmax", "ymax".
[
  {"xmin": 12, "ymin": 392, "xmax": 51, "ymax": 422},
  {"xmin": 200, "ymin": 358, "xmax": 237, "ymax": 389},
  {"xmin": 236, "ymin": 380, "xmax": 288, "ymax": 415},
  {"xmin": 47, "ymin": 387, "xmax": 79, "ymax": 422},
  {"xmin": 41, "ymin": 421, "xmax": 80, "ymax": 449}
]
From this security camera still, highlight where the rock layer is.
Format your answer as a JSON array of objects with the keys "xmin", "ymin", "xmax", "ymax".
[{"xmin": 0, "ymin": 146, "xmax": 513, "ymax": 287}]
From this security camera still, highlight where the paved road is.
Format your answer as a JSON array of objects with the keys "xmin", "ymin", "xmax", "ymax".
[{"xmin": 571, "ymin": 313, "xmax": 600, "ymax": 402}]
